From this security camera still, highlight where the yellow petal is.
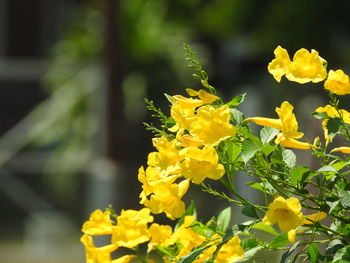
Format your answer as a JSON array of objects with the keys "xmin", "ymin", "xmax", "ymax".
[
  {"xmin": 304, "ymin": 212, "xmax": 328, "ymax": 224},
  {"xmin": 276, "ymin": 135, "xmax": 313, "ymax": 150},
  {"xmin": 245, "ymin": 117, "xmax": 282, "ymax": 130},
  {"xmin": 288, "ymin": 229, "xmax": 297, "ymax": 243},
  {"xmin": 331, "ymin": 147, "xmax": 350, "ymax": 154}
]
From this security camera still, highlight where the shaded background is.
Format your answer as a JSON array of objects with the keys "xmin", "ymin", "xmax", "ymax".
[{"xmin": 1, "ymin": 0, "xmax": 350, "ymax": 262}]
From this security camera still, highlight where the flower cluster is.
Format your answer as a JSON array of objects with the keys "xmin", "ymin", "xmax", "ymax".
[{"xmin": 81, "ymin": 45, "xmax": 350, "ymax": 262}]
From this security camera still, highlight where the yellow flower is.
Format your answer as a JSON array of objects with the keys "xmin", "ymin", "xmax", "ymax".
[
  {"xmin": 147, "ymin": 136, "xmax": 180, "ymax": 172},
  {"xmin": 179, "ymin": 146, "xmax": 225, "ymax": 184},
  {"xmin": 268, "ymin": 46, "xmax": 327, "ymax": 84},
  {"xmin": 141, "ymin": 179, "xmax": 190, "ymax": 219},
  {"xmin": 286, "ymin": 48, "xmax": 327, "ymax": 84},
  {"xmin": 169, "ymin": 96, "xmax": 201, "ymax": 132},
  {"xmin": 111, "ymin": 208, "xmax": 153, "ymax": 248},
  {"xmin": 268, "ymin": 46, "xmax": 291, "ymax": 82},
  {"xmin": 80, "ymin": 234, "xmax": 119, "ymax": 263},
  {"xmin": 315, "ymin": 105, "xmax": 350, "ymax": 143},
  {"xmin": 148, "ymin": 223, "xmax": 173, "ymax": 251},
  {"xmin": 215, "ymin": 235, "xmax": 244, "ymax": 263},
  {"xmin": 82, "ymin": 209, "xmax": 113, "ymax": 236},
  {"xmin": 138, "ymin": 166, "xmax": 179, "ymax": 200},
  {"xmin": 263, "ymin": 196, "xmax": 304, "ymax": 234},
  {"xmin": 170, "ymin": 216, "xmax": 206, "ymax": 259},
  {"xmin": 315, "ymin": 105, "xmax": 350, "ymax": 123},
  {"xmin": 245, "ymin": 101, "xmax": 312, "ymax": 149},
  {"xmin": 189, "ymin": 105, "xmax": 236, "ymax": 146},
  {"xmin": 324, "ymin": 69, "xmax": 350, "ymax": 95}
]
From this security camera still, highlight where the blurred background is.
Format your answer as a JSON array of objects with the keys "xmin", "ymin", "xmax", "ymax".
[{"xmin": 1, "ymin": 0, "xmax": 350, "ymax": 262}]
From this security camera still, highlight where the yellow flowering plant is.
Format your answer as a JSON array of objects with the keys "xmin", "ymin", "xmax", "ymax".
[{"xmin": 81, "ymin": 44, "xmax": 350, "ymax": 262}]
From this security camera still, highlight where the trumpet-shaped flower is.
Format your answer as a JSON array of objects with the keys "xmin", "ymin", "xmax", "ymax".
[
  {"xmin": 315, "ymin": 105, "xmax": 350, "ymax": 143},
  {"xmin": 147, "ymin": 136, "xmax": 180, "ymax": 172},
  {"xmin": 141, "ymin": 179, "xmax": 190, "ymax": 219},
  {"xmin": 82, "ymin": 209, "xmax": 113, "ymax": 235},
  {"xmin": 263, "ymin": 196, "xmax": 304, "ymax": 241},
  {"xmin": 324, "ymin": 69, "xmax": 350, "ymax": 95},
  {"xmin": 268, "ymin": 46, "xmax": 327, "ymax": 84},
  {"xmin": 215, "ymin": 235, "xmax": 244, "ymax": 263},
  {"xmin": 81, "ymin": 234, "xmax": 121, "ymax": 263},
  {"xmin": 148, "ymin": 223, "xmax": 173, "ymax": 251},
  {"xmin": 138, "ymin": 166, "xmax": 179, "ymax": 199},
  {"xmin": 179, "ymin": 145, "xmax": 225, "ymax": 184},
  {"xmin": 111, "ymin": 208, "xmax": 153, "ymax": 248},
  {"xmin": 268, "ymin": 46, "xmax": 291, "ymax": 82},
  {"xmin": 246, "ymin": 101, "xmax": 312, "ymax": 149},
  {"xmin": 189, "ymin": 105, "xmax": 236, "ymax": 146}
]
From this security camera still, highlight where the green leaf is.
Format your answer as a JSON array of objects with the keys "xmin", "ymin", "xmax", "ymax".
[
  {"xmin": 333, "ymin": 245, "xmax": 350, "ymax": 262},
  {"xmin": 246, "ymin": 181, "xmax": 264, "ymax": 192},
  {"xmin": 217, "ymin": 207, "xmax": 231, "ymax": 232},
  {"xmin": 317, "ymin": 166, "xmax": 338, "ymax": 173},
  {"xmin": 269, "ymin": 232, "xmax": 289, "ymax": 248},
  {"xmin": 225, "ymin": 142, "xmax": 241, "ymax": 162},
  {"xmin": 281, "ymin": 241, "xmax": 301, "ymax": 263},
  {"xmin": 260, "ymin": 126, "xmax": 280, "ymax": 144},
  {"xmin": 312, "ymin": 111, "xmax": 329, "ymax": 119},
  {"xmin": 326, "ymin": 117, "xmax": 343, "ymax": 138},
  {"xmin": 156, "ymin": 245, "xmax": 176, "ymax": 257},
  {"xmin": 242, "ymin": 138, "xmax": 261, "ymax": 164},
  {"xmin": 241, "ymin": 204, "xmax": 259, "ymax": 219},
  {"xmin": 231, "ymin": 108, "xmax": 244, "ymax": 124},
  {"xmin": 261, "ymin": 143, "xmax": 275, "ymax": 156},
  {"xmin": 340, "ymin": 190, "xmax": 350, "ymax": 208},
  {"xmin": 178, "ymin": 243, "xmax": 213, "ymax": 263},
  {"xmin": 308, "ymin": 243, "xmax": 319, "ymax": 263},
  {"xmin": 227, "ymin": 93, "xmax": 246, "ymax": 108},
  {"xmin": 290, "ymin": 166, "xmax": 310, "ymax": 186},
  {"xmin": 282, "ymin": 148, "xmax": 296, "ymax": 168},
  {"xmin": 234, "ymin": 246, "xmax": 263, "ymax": 262},
  {"xmin": 252, "ymin": 222, "xmax": 279, "ymax": 236}
]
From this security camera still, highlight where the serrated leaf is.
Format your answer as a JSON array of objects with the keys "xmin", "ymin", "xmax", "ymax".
[
  {"xmin": 241, "ymin": 204, "xmax": 259, "ymax": 219},
  {"xmin": 340, "ymin": 190, "xmax": 350, "ymax": 208},
  {"xmin": 234, "ymin": 246, "xmax": 263, "ymax": 262},
  {"xmin": 227, "ymin": 93, "xmax": 246, "ymax": 108},
  {"xmin": 260, "ymin": 126, "xmax": 280, "ymax": 144},
  {"xmin": 308, "ymin": 243, "xmax": 319, "ymax": 263},
  {"xmin": 252, "ymin": 222, "xmax": 279, "ymax": 236},
  {"xmin": 217, "ymin": 207, "xmax": 231, "ymax": 232},
  {"xmin": 290, "ymin": 166, "xmax": 309, "ymax": 186},
  {"xmin": 282, "ymin": 148, "xmax": 296, "ymax": 168},
  {"xmin": 242, "ymin": 138, "xmax": 261, "ymax": 164},
  {"xmin": 269, "ymin": 232, "xmax": 289, "ymax": 248}
]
